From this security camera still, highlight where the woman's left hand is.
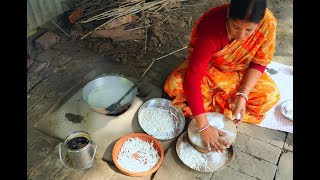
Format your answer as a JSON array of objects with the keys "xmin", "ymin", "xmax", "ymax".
[{"xmin": 232, "ymin": 96, "xmax": 247, "ymax": 126}]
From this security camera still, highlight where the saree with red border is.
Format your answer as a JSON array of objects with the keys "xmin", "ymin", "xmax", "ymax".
[{"xmin": 164, "ymin": 7, "xmax": 280, "ymax": 124}]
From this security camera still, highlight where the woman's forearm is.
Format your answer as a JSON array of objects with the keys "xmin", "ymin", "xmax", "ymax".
[
  {"xmin": 194, "ymin": 113, "xmax": 209, "ymax": 130},
  {"xmin": 239, "ymin": 68, "xmax": 263, "ymax": 95}
]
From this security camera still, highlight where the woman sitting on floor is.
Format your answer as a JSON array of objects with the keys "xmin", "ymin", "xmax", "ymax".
[{"xmin": 164, "ymin": 0, "xmax": 280, "ymax": 153}]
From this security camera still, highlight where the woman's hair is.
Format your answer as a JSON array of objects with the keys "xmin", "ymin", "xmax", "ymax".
[{"xmin": 229, "ymin": 0, "xmax": 266, "ymax": 23}]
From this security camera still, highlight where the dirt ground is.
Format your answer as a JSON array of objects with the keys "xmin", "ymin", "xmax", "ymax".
[{"xmin": 28, "ymin": 0, "xmax": 293, "ymax": 81}]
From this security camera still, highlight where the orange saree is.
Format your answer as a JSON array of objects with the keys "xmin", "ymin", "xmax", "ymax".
[{"xmin": 164, "ymin": 7, "xmax": 280, "ymax": 124}]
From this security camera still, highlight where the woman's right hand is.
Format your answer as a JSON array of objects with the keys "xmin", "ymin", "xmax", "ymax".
[
  {"xmin": 194, "ymin": 113, "xmax": 230, "ymax": 153},
  {"xmin": 200, "ymin": 126, "xmax": 230, "ymax": 153}
]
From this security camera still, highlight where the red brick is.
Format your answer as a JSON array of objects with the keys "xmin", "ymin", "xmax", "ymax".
[{"xmin": 35, "ymin": 32, "xmax": 61, "ymax": 50}]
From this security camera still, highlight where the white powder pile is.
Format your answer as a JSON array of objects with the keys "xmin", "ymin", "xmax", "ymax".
[
  {"xmin": 192, "ymin": 114, "xmax": 234, "ymax": 147},
  {"xmin": 179, "ymin": 142, "xmax": 228, "ymax": 171},
  {"xmin": 117, "ymin": 137, "xmax": 160, "ymax": 172},
  {"xmin": 179, "ymin": 142, "xmax": 207, "ymax": 171},
  {"xmin": 207, "ymin": 150, "xmax": 228, "ymax": 166},
  {"xmin": 139, "ymin": 107, "xmax": 175, "ymax": 139},
  {"xmin": 190, "ymin": 133, "xmax": 204, "ymax": 146},
  {"xmin": 207, "ymin": 115, "xmax": 224, "ymax": 129}
]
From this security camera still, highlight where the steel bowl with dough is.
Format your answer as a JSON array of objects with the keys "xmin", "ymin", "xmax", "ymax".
[
  {"xmin": 138, "ymin": 98, "xmax": 185, "ymax": 140},
  {"xmin": 82, "ymin": 75, "xmax": 138, "ymax": 115},
  {"xmin": 176, "ymin": 131, "xmax": 234, "ymax": 172}
]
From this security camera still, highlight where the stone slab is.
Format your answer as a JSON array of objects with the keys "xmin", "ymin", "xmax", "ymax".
[
  {"xmin": 237, "ymin": 123, "xmax": 286, "ymax": 148},
  {"xmin": 30, "ymin": 54, "xmax": 107, "ymax": 96},
  {"xmin": 28, "ymin": 96, "xmax": 62, "ymax": 128},
  {"xmin": 27, "ymin": 75, "xmax": 44, "ymax": 93},
  {"xmin": 79, "ymin": 158, "xmax": 115, "ymax": 180},
  {"xmin": 27, "ymin": 136, "xmax": 59, "ymax": 174},
  {"xmin": 53, "ymin": 166, "xmax": 86, "ymax": 180},
  {"xmin": 234, "ymin": 133, "xmax": 282, "ymax": 164},
  {"xmin": 228, "ymin": 147, "xmax": 277, "ymax": 180},
  {"xmin": 38, "ymin": 63, "xmax": 60, "ymax": 80},
  {"xmin": 109, "ymin": 168, "xmax": 152, "ymax": 180},
  {"xmin": 284, "ymin": 133, "xmax": 293, "ymax": 151},
  {"xmin": 27, "ymin": 93, "xmax": 44, "ymax": 112},
  {"xmin": 35, "ymin": 49, "xmax": 62, "ymax": 62},
  {"xmin": 30, "ymin": 69, "xmax": 74, "ymax": 96},
  {"xmin": 275, "ymin": 151, "xmax": 293, "ymax": 180},
  {"xmin": 28, "ymin": 144, "xmax": 64, "ymax": 179},
  {"xmin": 211, "ymin": 167, "xmax": 257, "ymax": 180},
  {"xmin": 27, "ymin": 127, "xmax": 43, "ymax": 148},
  {"xmin": 52, "ymin": 54, "xmax": 74, "ymax": 67}
]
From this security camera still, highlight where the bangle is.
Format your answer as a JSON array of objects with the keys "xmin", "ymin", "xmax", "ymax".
[
  {"xmin": 198, "ymin": 124, "xmax": 210, "ymax": 133},
  {"xmin": 235, "ymin": 92, "xmax": 248, "ymax": 101},
  {"xmin": 240, "ymin": 86, "xmax": 251, "ymax": 91}
]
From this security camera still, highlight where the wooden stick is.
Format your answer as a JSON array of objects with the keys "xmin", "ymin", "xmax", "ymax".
[
  {"xmin": 27, "ymin": 87, "xmax": 54, "ymax": 112},
  {"xmin": 138, "ymin": 46, "xmax": 188, "ymax": 82},
  {"xmin": 144, "ymin": 23, "xmax": 147, "ymax": 54},
  {"xmin": 167, "ymin": 18, "xmax": 176, "ymax": 33},
  {"xmin": 84, "ymin": 2, "xmax": 142, "ymax": 22},
  {"xmin": 27, "ymin": 96, "xmax": 45, "ymax": 113},
  {"xmin": 126, "ymin": 24, "xmax": 151, "ymax": 31},
  {"xmin": 50, "ymin": 20, "xmax": 70, "ymax": 37},
  {"xmin": 161, "ymin": 15, "xmax": 171, "ymax": 24},
  {"xmin": 83, "ymin": 2, "xmax": 139, "ymax": 22},
  {"xmin": 154, "ymin": 46, "xmax": 187, "ymax": 61},
  {"xmin": 142, "ymin": 0, "xmax": 147, "ymax": 54},
  {"xmin": 74, "ymin": 0, "xmax": 90, "ymax": 8},
  {"xmin": 183, "ymin": 3, "xmax": 207, "ymax": 7},
  {"xmin": 82, "ymin": 0, "xmax": 168, "ymax": 23}
]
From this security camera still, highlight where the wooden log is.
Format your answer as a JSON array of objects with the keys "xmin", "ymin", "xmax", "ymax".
[{"xmin": 91, "ymin": 26, "xmax": 144, "ymax": 41}]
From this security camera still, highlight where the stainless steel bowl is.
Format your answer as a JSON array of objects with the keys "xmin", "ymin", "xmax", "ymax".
[
  {"xmin": 138, "ymin": 98, "xmax": 186, "ymax": 140},
  {"xmin": 82, "ymin": 75, "xmax": 138, "ymax": 115},
  {"xmin": 176, "ymin": 131, "xmax": 234, "ymax": 172}
]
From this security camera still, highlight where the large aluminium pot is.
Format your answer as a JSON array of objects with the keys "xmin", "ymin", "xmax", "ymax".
[{"xmin": 82, "ymin": 75, "xmax": 138, "ymax": 115}]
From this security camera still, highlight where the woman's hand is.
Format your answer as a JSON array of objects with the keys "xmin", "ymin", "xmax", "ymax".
[
  {"xmin": 194, "ymin": 113, "xmax": 230, "ymax": 152},
  {"xmin": 200, "ymin": 126, "xmax": 230, "ymax": 152},
  {"xmin": 232, "ymin": 95, "xmax": 247, "ymax": 126}
]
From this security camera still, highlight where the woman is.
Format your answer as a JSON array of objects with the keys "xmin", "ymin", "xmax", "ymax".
[{"xmin": 164, "ymin": 0, "xmax": 280, "ymax": 153}]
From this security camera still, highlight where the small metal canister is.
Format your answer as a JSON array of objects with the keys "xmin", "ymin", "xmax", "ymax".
[{"xmin": 59, "ymin": 131, "xmax": 97, "ymax": 170}]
